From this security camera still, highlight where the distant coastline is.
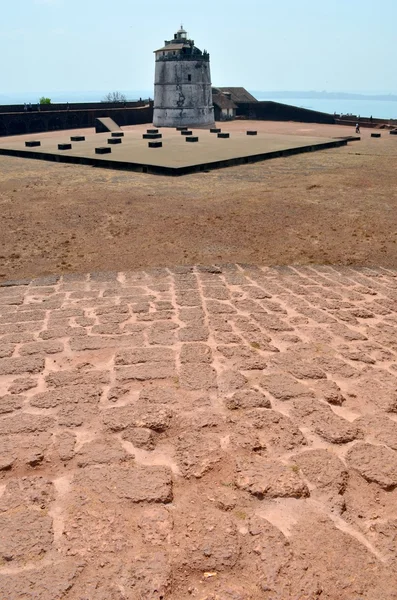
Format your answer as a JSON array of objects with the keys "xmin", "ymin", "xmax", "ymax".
[
  {"xmin": 251, "ymin": 91, "xmax": 397, "ymax": 102},
  {"xmin": 1, "ymin": 90, "xmax": 397, "ymax": 119},
  {"xmin": 252, "ymin": 92, "xmax": 397, "ymax": 119}
]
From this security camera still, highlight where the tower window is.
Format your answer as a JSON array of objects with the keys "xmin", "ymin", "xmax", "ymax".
[{"xmin": 188, "ymin": 74, "xmax": 192, "ymax": 81}]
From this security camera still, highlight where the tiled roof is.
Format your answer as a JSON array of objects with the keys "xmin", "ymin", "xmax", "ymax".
[
  {"xmin": 154, "ymin": 43, "xmax": 191, "ymax": 52},
  {"xmin": 217, "ymin": 87, "xmax": 258, "ymax": 103},
  {"xmin": 212, "ymin": 93, "xmax": 237, "ymax": 110}
]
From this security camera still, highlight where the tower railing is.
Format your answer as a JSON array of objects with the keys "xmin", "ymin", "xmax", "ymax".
[{"xmin": 156, "ymin": 53, "xmax": 210, "ymax": 63}]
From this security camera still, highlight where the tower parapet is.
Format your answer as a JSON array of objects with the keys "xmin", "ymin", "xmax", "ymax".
[{"xmin": 153, "ymin": 27, "xmax": 215, "ymax": 128}]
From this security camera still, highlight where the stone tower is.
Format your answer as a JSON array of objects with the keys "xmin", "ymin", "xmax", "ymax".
[{"xmin": 153, "ymin": 26, "xmax": 215, "ymax": 128}]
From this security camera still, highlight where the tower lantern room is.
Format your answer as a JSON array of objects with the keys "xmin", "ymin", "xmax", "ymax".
[
  {"xmin": 153, "ymin": 26, "xmax": 215, "ymax": 128},
  {"xmin": 175, "ymin": 25, "xmax": 188, "ymax": 41}
]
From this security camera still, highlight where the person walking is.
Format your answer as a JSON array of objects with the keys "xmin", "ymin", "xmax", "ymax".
[{"xmin": 355, "ymin": 122, "xmax": 360, "ymax": 134}]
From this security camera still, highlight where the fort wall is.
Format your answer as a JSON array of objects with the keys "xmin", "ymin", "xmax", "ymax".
[
  {"xmin": 238, "ymin": 101, "xmax": 336, "ymax": 124},
  {"xmin": 0, "ymin": 102, "xmax": 154, "ymax": 137}
]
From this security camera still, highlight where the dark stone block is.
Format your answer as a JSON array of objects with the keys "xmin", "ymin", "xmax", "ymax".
[
  {"xmin": 176, "ymin": 127, "xmax": 188, "ymax": 131},
  {"xmin": 210, "ymin": 128, "xmax": 221, "ymax": 133},
  {"xmin": 111, "ymin": 132, "xmax": 124, "ymax": 137},
  {"xmin": 70, "ymin": 136, "xmax": 85, "ymax": 142},
  {"xmin": 371, "ymin": 133, "xmax": 381, "ymax": 138},
  {"xmin": 108, "ymin": 138, "xmax": 122, "ymax": 144},
  {"xmin": 181, "ymin": 130, "xmax": 193, "ymax": 136},
  {"xmin": 390, "ymin": 130, "xmax": 397, "ymax": 135},
  {"xmin": 218, "ymin": 133, "xmax": 230, "ymax": 139},
  {"xmin": 58, "ymin": 143, "xmax": 72, "ymax": 150},
  {"xmin": 247, "ymin": 131, "xmax": 258, "ymax": 135},
  {"xmin": 186, "ymin": 136, "xmax": 199, "ymax": 142},
  {"xmin": 95, "ymin": 147, "xmax": 112, "ymax": 155},
  {"xmin": 143, "ymin": 133, "xmax": 162, "ymax": 139},
  {"xmin": 25, "ymin": 141, "xmax": 41, "ymax": 147},
  {"xmin": 147, "ymin": 129, "xmax": 159, "ymax": 134},
  {"xmin": 149, "ymin": 141, "xmax": 163, "ymax": 148}
]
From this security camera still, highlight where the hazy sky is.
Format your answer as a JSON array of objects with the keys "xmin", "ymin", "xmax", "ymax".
[{"xmin": 1, "ymin": 0, "xmax": 396, "ymax": 95}]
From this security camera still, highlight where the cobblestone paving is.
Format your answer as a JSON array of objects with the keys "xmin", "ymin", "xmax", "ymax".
[{"xmin": 1, "ymin": 264, "xmax": 397, "ymax": 599}]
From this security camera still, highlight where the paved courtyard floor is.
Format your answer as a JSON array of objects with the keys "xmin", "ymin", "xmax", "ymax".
[
  {"xmin": 0, "ymin": 126, "xmax": 348, "ymax": 175},
  {"xmin": 1, "ymin": 264, "xmax": 397, "ymax": 598}
]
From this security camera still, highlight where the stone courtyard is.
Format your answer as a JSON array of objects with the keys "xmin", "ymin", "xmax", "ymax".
[{"xmin": 1, "ymin": 263, "xmax": 397, "ymax": 598}]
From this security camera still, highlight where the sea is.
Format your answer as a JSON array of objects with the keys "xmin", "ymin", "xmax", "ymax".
[
  {"xmin": 2, "ymin": 91, "xmax": 397, "ymax": 120},
  {"xmin": 254, "ymin": 96, "xmax": 397, "ymax": 120}
]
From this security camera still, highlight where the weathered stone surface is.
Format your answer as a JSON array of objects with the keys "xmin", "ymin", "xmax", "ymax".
[
  {"xmin": 19, "ymin": 341, "xmax": 64, "ymax": 355},
  {"xmin": 253, "ymin": 313, "xmax": 294, "ymax": 331},
  {"xmin": 0, "ymin": 508, "xmax": 53, "ymax": 562},
  {"xmin": 30, "ymin": 384, "xmax": 102, "ymax": 408},
  {"xmin": 355, "ymin": 414, "xmax": 397, "ymax": 450},
  {"xmin": 0, "ymin": 477, "xmax": 54, "ymax": 512},
  {"xmin": 56, "ymin": 430, "xmax": 76, "ymax": 461},
  {"xmin": 177, "ymin": 432, "xmax": 224, "ymax": 478},
  {"xmin": 236, "ymin": 457, "xmax": 309, "ymax": 498},
  {"xmin": 225, "ymin": 389, "xmax": 271, "ymax": 410},
  {"xmin": 292, "ymin": 398, "xmax": 360, "ymax": 443},
  {"xmin": 0, "ymin": 343, "xmax": 15, "ymax": 358},
  {"xmin": 312, "ymin": 378, "xmax": 346, "ymax": 405},
  {"xmin": 115, "ymin": 347, "xmax": 174, "ymax": 365},
  {"xmin": 178, "ymin": 325, "xmax": 209, "ymax": 341},
  {"xmin": 0, "ymin": 394, "xmax": 24, "ymax": 414},
  {"xmin": 73, "ymin": 464, "xmax": 173, "ymax": 503},
  {"xmin": 218, "ymin": 369, "xmax": 248, "ymax": 393},
  {"xmin": 293, "ymin": 449, "xmax": 348, "ymax": 493},
  {"xmin": 46, "ymin": 369, "xmax": 110, "ymax": 388},
  {"xmin": 138, "ymin": 506, "xmax": 173, "ymax": 544},
  {"xmin": 217, "ymin": 345, "xmax": 267, "ymax": 370},
  {"xmin": 1, "ymin": 266, "xmax": 397, "ymax": 597},
  {"xmin": 139, "ymin": 385, "xmax": 178, "ymax": 404},
  {"xmin": 76, "ymin": 438, "xmax": 132, "ymax": 467},
  {"xmin": 0, "ymin": 433, "xmax": 51, "ymax": 469},
  {"xmin": 116, "ymin": 362, "xmax": 175, "ymax": 381},
  {"xmin": 0, "ymin": 357, "xmax": 44, "ymax": 375},
  {"xmin": 312, "ymin": 355, "xmax": 359, "ymax": 378},
  {"xmin": 260, "ymin": 372, "xmax": 314, "ymax": 400},
  {"xmin": 290, "ymin": 513, "xmax": 395, "ymax": 600},
  {"xmin": 230, "ymin": 422, "xmax": 266, "ymax": 453},
  {"xmin": 287, "ymin": 361, "xmax": 327, "ymax": 380},
  {"xmin": 122, "ymin": 426, "xmax": 156, "ymax": 450},
  {"xmin": 349, "ymin": 374, "xmax": 397, "ymax": 413},
  {"xmin": 180, "ymin": 343, "xmax": 212, "ymax": 364},
  {"xmin": 103, "ymin": 404, "xmax": 173, "ymax": 432},
  {"xmin": 179, "ymin": 363, "xmax": 217, "ymax": 390},
  {"xmin": 148, "ymin": 322, "xmax": 178, "ymax": 345},
  {"xmin": 70, "ymin": 335, "xmax": 142, "ymax": 351},
  {"xmin": 40, "ymin": 326, "xmax": 87, "ymax": 340},
  {"xmin": 8, "ymin": 376, "xmax": 37, "ymax": 394},
  {"xmin": 246, "ymin": 408, "xmax": 307, "ymax": 452},
  {"xmin": 0, "ymin": 413, "xmax": 55, "ymax": 435},
  {"xmin": 174, "ymin": 508, "xmax": 240, "ymax": 571},
  {"xmin": 0, "ymin": 309, "xmax": 45, "ymax": 324},
  {"xmin": 0, "ymin": 560, "xmax": 82, "ymax": 599},
  {"xmin": 346, "ymin": 442, "xmax": 397, "ymax": 489}
]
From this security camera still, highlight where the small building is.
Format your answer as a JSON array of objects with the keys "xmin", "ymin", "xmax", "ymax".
[
  {"xmin": 216, "ymin": 87, "xmax": 258, "ymax": 117},
  {"xmin": 153, "ymin": 26, "xmax": 215, "ymax": 128},
  {"xmin": 212, "ymin": 90, "xmax": 237, "ymax": 121}
]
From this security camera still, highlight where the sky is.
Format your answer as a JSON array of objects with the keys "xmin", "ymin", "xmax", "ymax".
[{"xmin": 1, "ymin": 0, "xmax": 396, "ymax": 99}]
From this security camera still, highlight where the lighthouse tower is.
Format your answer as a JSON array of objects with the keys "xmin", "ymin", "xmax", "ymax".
[{"xmin": 153, "ymin": 26, "xmax": 215, "ymax": 128}]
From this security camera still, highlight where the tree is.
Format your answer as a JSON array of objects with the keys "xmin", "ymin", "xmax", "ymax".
[
  {"xmin": 39, "ymin": 97, "xmax": 51, "ymax": 105},
  {"xmin": 102, "ymin": 91, "xmax": 127, "ymax": 103}
]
